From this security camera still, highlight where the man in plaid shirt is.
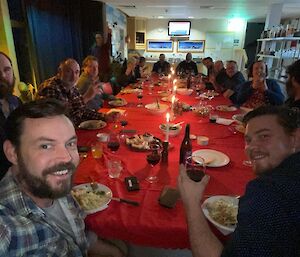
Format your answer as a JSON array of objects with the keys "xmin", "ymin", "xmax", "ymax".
[
  {"xmin": 37, "ymin": 58, "xmax": 112, "ymax": 127},
  {"xmin": 0, "ymin": 99, "xmax": 125, "ymax": 257}
]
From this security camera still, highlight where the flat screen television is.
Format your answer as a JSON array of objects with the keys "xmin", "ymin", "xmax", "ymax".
[{"xmin": 168, "ymin": 21, "xmax": 191, "ymax": 37}]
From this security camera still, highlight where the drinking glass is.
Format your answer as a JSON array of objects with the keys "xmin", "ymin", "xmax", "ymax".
[
  {"xmin": 185, "ymin": 156, "xmax": 206, "ymax": 182},
  {"xmin": 119, "ymin": 112, "xmax": 128, "ymax": 141},
  {"xmin": 137, "ymin": 90, "xmax": 144, "ymax": 107},
  {"xmin": 91, "ymin": 142, "xmax": 103, "ymax": 159},
  {"xmin": 145, "ymin": 144, "xmax": 161, "ymax": 183},
  {"xmin": 107, "ymin": 133, "xmax": 120, "ymax": 153}
]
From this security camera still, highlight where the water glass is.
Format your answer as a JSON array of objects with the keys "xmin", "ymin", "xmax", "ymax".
[{"xmin": 107, "ymin": 158, "xmax": 123, "ymax": 178}]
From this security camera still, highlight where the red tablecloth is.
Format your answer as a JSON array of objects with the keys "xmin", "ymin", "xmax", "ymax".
[{"xmin": 74, "ymin": 82, "xmax": 254, "ymax": 249}]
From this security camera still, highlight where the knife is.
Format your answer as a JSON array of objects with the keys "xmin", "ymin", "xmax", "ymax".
[{"xmin": 111, "ymin": 197, "xmax": 140, "ymax": 206}]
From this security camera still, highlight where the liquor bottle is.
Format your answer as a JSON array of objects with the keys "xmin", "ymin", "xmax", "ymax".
[{"xmin": 179, "ymin": 124, "xmax": 192, "ymax": 164}]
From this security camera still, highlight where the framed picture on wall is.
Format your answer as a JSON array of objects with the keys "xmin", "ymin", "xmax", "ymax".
[
  {"xmin": 146, "ymin": 40, "xmax": 173, "ymax": 52},
  {"xmin": 177, "ymin": 40, "xmax": 205, "ymax": 53}
]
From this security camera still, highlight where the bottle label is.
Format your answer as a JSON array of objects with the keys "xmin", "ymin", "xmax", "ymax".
[{"xmin": 183, "ymin": 150, "xmax": 192, "ymax": 164}]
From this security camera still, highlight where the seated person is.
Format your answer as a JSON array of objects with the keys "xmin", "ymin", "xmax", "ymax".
[
  {"xmin": 134, "ymin": 56, "xmax": 149, "ymax": 79},
  {"xmin": 152, "ymin": 54, "xmax": 170, "ymax": 75},
  {"xmin": 178, "ymin": 105, "xmax": 300, "ymax": 257},
  {"xmin": 0, "ymin": 99, "xmax": 125, "ymax": 257},
  {"xmin": 202, "ymin": 57, "xmax": 214, "ymax": 78},
  {"xmin": 37, "ymin": 58, "xmax": 112, "ymax": 126},
  {"xmin": 203, "ymin": 60, "xmax": 227, "ymax": 91},
  {"xmin": 77, "ymin": 55, "xmax": 115, "ymax": 111},
  {"xmin": 285, "ymin": 59, "xmax": 300, "ymax": 109},
  {"xmin": 176, "ymin": 52, "xmax": 198, "ymax": 76},
  {"xmin": 116, "ymin": 57, "xmax": 137, "ymax": 92},
  {"xmin": 236, "ymin": 60, "xmax": 284, "ymax": 108},
  {"xmin": 222, "ymin": 60, "xmax": 246, "ymax": 103},
  {"xmin": 0, "ymin": 52, "xmax": 22, "ymax": 179}
]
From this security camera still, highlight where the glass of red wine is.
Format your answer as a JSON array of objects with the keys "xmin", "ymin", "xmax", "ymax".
[
  {"xmin": 107, "ymin": 133, "xmax": 120, "ymax": 153},
  {"xmin": 185, "ymin": 156, "xmax": 206, "ymax": 182},
  {"xmin": 137, "ymin": 90, "xmax": 144, "ymax": 107},
  {"xmin": 145, "ymin": 143, "xmax": 161, "ymax": 183}
]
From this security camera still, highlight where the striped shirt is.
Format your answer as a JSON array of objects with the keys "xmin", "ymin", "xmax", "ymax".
[
  {"xmin": 0, "ymin": 170, "xmax": 88, "ymax": 257},
  {"xmin": 37, "ymin": 76, "xmax": 105, "ymax": 126}
]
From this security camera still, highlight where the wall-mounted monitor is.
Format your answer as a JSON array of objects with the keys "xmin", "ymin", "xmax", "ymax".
[{"xmin": 168, "ymin": 21, "xmax": 191, "ymax": 37}]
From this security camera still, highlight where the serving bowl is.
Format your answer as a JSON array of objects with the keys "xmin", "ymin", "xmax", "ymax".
[
  {"xmin": 159, "ymin": 123, "xmax": 182, "ymax": 137},
  {"xmin": 145, "ymin": 103, "xmax": 169, "ymax": 114}
]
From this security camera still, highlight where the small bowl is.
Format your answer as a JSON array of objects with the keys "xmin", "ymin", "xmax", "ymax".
[
  {"xmin": 145, "ymin": 103, "xmax": 169, "ymax": 115},
  {"xmin": 176, "ymin": 88, "xmax": 193, "ymax": 96},
  {"xmin": 159, "ymin": 123, "xmax": 182, "ymax": 137}
]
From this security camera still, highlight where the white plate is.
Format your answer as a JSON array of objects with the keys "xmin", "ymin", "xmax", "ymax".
[
  {"xmin": 216, "ymin": 105, "xmax": 237, "ymax": 112},
  {"xmin": 202, "ymin": 195, "xmax": 239, "ymax": 235},
  {"xmin": 192, "ymin": 149, "xmax": 230, "ymax": 167},
  {"xmin": 78, "ymin": 120, "xmax": 107, "ymax": 130},
  {"xmin": 71, "ymin": 183, "xmax": 112, "ymax": 214},
  {"xmin": 108, "ymin": 98, "xmax": 127, "ymax": 107},
  {"xmin": 232, "ymin": 114, "xmax": 244, "ymax": 124}
]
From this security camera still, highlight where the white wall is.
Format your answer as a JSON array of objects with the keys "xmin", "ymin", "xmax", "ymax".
[{"xmin": 144, "ymin": 19, "xmax": 247, "ymax": 64}]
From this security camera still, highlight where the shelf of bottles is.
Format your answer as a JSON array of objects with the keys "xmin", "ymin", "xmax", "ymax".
[{"xmin": 256, "ymin": 23, "xmax": 300, "ymax": 83}]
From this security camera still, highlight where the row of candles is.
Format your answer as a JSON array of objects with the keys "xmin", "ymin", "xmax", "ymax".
[{"xmin": 165, "ymin": 67, "xmax": 178, "ymax": 142}]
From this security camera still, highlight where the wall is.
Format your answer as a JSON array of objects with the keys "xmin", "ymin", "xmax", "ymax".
[
  {"xmin": 144, "ymin": 18, "xmax": 247, "ymax": 65},
  {"xmin": 106, "ymin": 4, "xmax": 127, "ymax": 60},
  {"xmin": 0, "ymin": 0, "xmax": 20, "ymax": 94}
]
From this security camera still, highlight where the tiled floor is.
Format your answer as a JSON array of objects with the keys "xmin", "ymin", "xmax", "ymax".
[{"xmin": 128, "ymin": 244, "xmax": 192, "ymax": 257}]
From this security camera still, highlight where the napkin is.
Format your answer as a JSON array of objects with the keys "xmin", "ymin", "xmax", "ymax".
[
  {"xmin": 216, "ymin": 118, "xmax": 235, "ymax": 126},
  {"xmin": 106, "ymin": 108, "xmax": 126, "ymax": 115}
]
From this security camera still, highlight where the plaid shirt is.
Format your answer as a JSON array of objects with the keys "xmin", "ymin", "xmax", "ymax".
[
  {"xmin": 0, "ymin": 170, "xmax": 88, "ymax": 257},
  {"xmin": 37, "ymin": 76, "xmax": 105, "ymax": 126}
]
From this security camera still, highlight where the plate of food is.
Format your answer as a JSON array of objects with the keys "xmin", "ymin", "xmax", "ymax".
[
  {"xmin": 108, "ymin": 98, "xmax": 127, "ymax": 107},
  {"xmin": 78, "ymin": 120, "xmax": 107, "ymax": 130},
  {"xmin": 71, "ymin": 183, "xmax": 112, "ymax": 214},
  {"xmin": 192, "ymin": 149, "xmax": 230, "ymax": 167},
  {"xmin": 216, "ymin": 105, "xmax": 237, "ymax": 112},
  {"xmin": 202, "ymin": 195, "xmax": 239, "ymax": 235},
  {"xmin": 125, "ymin": 133, "xmax": 162, "ymax": 151}
]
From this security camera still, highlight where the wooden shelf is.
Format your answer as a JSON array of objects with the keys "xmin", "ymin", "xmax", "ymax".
[{"xmin": 257, "ymin": 37, "xmax": 300, "ymax": 42}]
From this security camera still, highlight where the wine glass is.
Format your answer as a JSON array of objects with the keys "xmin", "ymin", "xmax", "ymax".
[
  {"xmin": 145, "ymin": 144, "xmax": 161, "ymax": 183},
  {"xmin": 137, "ymin": 90, "xmax": 144, "ymax": 107},
  {"xmin": 107, "ymin": 133, "xmax": 120, "ymax": 153},
  {"xmin": 119, "ymin": 112, "xmax": 128, "ymax": 141},
  {"xmin": 185, "ymin": 156, "xmax": 206, "ymax": 182}
]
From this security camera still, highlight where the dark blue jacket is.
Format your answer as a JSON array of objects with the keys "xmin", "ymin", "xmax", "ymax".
[{"xmin": 235, "ymin": 79, "xmax": 284, "ymax": 106}]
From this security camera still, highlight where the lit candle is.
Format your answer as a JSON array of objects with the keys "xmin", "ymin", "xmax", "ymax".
[
  {"xmin": 168, "ymin": 74, "xmax": 171, "ymax": 85},
  {"xmin": 166, "ymin": 112, "xmax": 170, "ymax": 142},
  {"xmin": 173, "ymin": 85, "xmax": 177, "ymax": 95},
  {"xmin": 171, "ymin": 95, "xmax": 176, "ymax": 111}
]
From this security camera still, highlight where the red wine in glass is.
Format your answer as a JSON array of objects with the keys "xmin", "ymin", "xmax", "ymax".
[
  {"xmin": 146, "ymin": 153, "xmax": 161, "ymax": 166},
  {"xmin": 107, "ymin": 141, "xmax": 120, "ymax": 152},
  {"xmin": 187, "ymin": 168, "xmax": 205, "ymax": 182}
]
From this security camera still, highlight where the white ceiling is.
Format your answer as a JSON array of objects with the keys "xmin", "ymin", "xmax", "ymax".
[{"xmin": 99, "ymin": 0, "xmax": 300, "ymax": 22}]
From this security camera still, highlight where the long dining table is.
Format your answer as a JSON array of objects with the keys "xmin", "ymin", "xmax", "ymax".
[{"xmin": 74, "ymin": 77, "xmax": 254, "ymax": 249}]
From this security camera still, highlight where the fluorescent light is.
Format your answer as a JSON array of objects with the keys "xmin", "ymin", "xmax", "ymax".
[{"xmin": 227, "ymin": 18, "xmax": 245, "ymax": 32}]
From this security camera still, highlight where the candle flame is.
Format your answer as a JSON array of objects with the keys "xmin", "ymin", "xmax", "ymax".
[{"xmin": 166, "ymin": 112, "xmax": 170, "ymax": 122}]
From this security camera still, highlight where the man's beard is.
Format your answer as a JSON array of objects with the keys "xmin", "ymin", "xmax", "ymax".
[
  {"xmin": 0, "ymin": 77, "xmax": 15, "ymax": 99},
  {"xmin": 16, "ymin": 153, "xmax": 77, "ymax": 199}
]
